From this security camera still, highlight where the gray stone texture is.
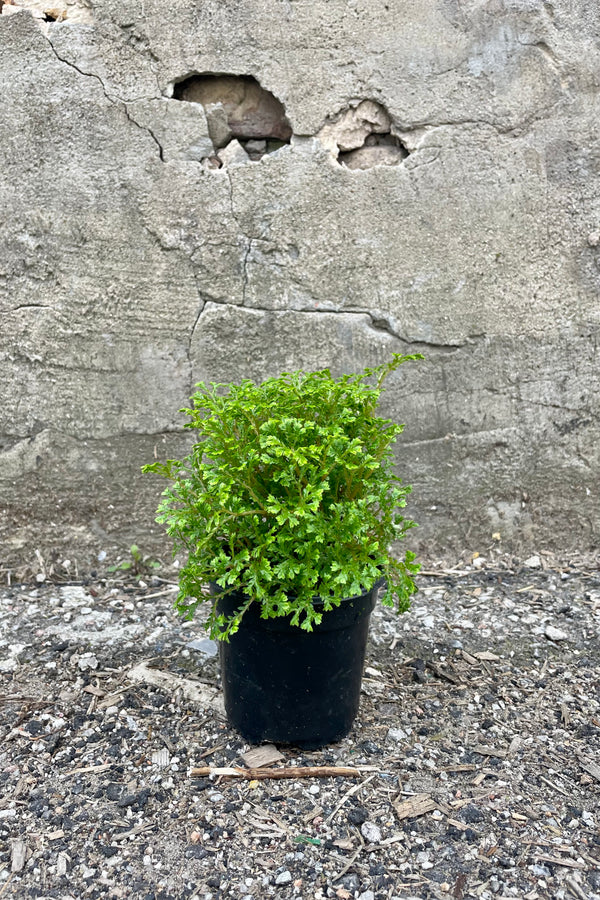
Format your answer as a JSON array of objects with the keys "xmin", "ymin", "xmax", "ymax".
[{"xmin": 1, "ymin": 0, "xmax": 599, "ymax": 566}]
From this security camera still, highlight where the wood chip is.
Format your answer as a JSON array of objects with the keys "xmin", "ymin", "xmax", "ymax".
[
  {"xmin": 425, "ymin": 661, "xmax": 463, "ymax": 685},
  {"xmin": 111, "ymin": 823, "xmax": 154, "ymax": 842},
  {"xmin": 10, "ymin": 840, "xmax": 27, "ymax": 873},
  {"xmin": 536, "ymin": 854, "xmax": 586, "ymax": 870},
  {"xmin": 565, "ymin": 875, "xmax": 590, "ymax": 900},
  {"xmin": 577, "ymin": 755, "xmax": 600, "ymax": 783},
  {"xmin": 82, "ymin": 684, "xmax": 105, "ymax": 697},
  {"xmin": 241, "ymin": 744, "xmax": 284, "ymax": 769},
  {"xmin": 61, "ymin": 763, "xmax": 113, "ymax": 779},
  {"xmin": 393, "ymin": 793, "xmax": 436, "ymax": 820},
  {"xmin": 507, "ymin": 735, "xmax": 522, "ymax": 757},
  {"xmin": 475, "ymin": 651, "xmax": 500, "ymax": 661},
  {"xmin": 473, "ymin": 745, "xmax": 507, "ymax": 759},
  {"xmin": 46, "ymin": 830, "xmax": 64, "ymax": 841},
  {"xmin": 127, "ymin": 662, "xmax": 224, "ymax": 715}
]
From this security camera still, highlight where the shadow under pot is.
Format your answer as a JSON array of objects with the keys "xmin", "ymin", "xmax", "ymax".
[{"xmin": 211, "ymin": 579, "xmax": 383, "ymax": 750}]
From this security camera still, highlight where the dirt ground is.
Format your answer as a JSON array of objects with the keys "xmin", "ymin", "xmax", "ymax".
[{"xmin": 0, "ymin": 552, "xmax": 599, "ymax": 900}]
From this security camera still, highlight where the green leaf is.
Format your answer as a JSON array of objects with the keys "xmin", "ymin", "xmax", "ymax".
[{"xmin": 142, "ymin": 353, "xmax": 423, "ymax": 638}]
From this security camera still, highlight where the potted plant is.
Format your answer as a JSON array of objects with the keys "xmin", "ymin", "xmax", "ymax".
[{"xmin": 143, "ymin": 352, "xmax": 422, "ymax": 748}]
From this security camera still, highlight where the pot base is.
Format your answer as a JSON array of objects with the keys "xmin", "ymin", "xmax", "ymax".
[{"xmin": 215, "ymin": 582, "xmax": 381, "ymax": 749}]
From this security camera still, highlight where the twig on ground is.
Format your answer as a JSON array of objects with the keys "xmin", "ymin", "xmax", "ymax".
[{"xmin": 189, "ymin": 765, "xmax": 378, "ymax": 780}]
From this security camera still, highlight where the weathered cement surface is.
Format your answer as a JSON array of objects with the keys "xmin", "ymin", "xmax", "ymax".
[{"xmin": 1, "ymin": 0, "xmax": 599, "ymax": 567}]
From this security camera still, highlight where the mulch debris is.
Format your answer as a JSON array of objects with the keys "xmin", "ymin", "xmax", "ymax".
[{"xmin": 0, "ymin": 553, "xmax": 599, "ymax": 900}]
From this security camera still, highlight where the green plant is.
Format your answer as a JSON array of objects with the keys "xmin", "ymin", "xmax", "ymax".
[
  {"xmin": 143, "ymin": 353, "xmax": 422, "ymax": 639},
  {"xmin": 107, "ymin": 544, "xmax": 161, "ymax": 575}
]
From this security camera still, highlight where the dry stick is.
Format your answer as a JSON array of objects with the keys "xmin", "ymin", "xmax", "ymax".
[
  {"xmin": 326, "ymin": 773, "xmax": 378, "ymax": 824},
  {"xmin": 332, "ymin": 834, "xmax": 366, "ymax": 883},
  {"xmin": 189, "ymin": 765, "xmax": 377, "ymax": 780},
  {"xmin": 566, "ymin": 875, "xmax": 589, "ymax": 900}
]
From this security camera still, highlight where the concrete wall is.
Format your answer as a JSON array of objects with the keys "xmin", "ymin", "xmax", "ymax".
[{"xmin": 1, "ymin": 0, "xmax": 599, "ymax": 568}]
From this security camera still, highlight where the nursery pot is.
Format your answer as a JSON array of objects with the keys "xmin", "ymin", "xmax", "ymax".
[{"xmin": 211, "ymin": 579, "xmax": 383, "ymax": 749}]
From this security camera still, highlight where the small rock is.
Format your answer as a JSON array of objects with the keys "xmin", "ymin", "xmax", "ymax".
[
  {"xmin": 524, "ymin": 555, "xmax": 541, "ymax": 568},
  {"xmin": 422, "ymin": 615, "xmax": 435, "ymax": 628},
  {"xmin": 204, "ymin": 102, "xmax": 232, "ymax": 149},
  {"xmin": 461, "ymin": 804, "xmax": 484, "ymax": 824},
  {"xmin": 347, "ymin": 807, "xmax": 368, "ymax": 826},
  {"xmin": 186, "ymin": 638, "xmax": 218, "ymax": 657},
  {"xmin": 78, "ymin": 653, "xmax": 98, "ymax": 671},
  {"xmin": 275, "ymin": 870, "xmax": 292, "ymax": 885},
  {"xmin": 56, "ymin": 852, "xmax": 69, "ymax": 876},
  {"xmin": 106, "ymin": 783, "xmax": 125, "ymax": 802},
  {"xmin": 387, "ymin": 727, "xmax": 408, "ymax": 742},
  {"xmin": 360, "ymin": 821, "xmax": 382, "ymax": 844},
  {"xmin": 529, "ymin": 864, "xmax": 551, "ymax": 878},
  {"xmin": 245, "ymin": 139, "xmax": 267, "ymax": 159},
  {"xmin": 217, "ymin": 139, "xmax": 249, "ymax": 167},
  {"xmin": 416, "ymin": 850, "xmax": 434, "ymax": 869},
  {"xmin": 340, "ymin": 874, "xmax": 360, "ymax": 892},
  {"xmin": 545, "ymin": 625, "xmax": 568, "ymax": 642},
  {"xmin": 358, "ymin": 892, "xmax": 375, "ymax": 900},
  {"xmin": 472, "ymin": 556, "xmax": 486, "ymax": 569}
]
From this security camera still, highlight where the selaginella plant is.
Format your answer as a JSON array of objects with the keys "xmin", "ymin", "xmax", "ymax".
[{"xmin": 143, "ymin": 352, "xmax": 423, "ymax": 639}]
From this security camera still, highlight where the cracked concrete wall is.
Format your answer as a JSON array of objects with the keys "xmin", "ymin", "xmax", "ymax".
[{"xmin": 1, "ymin": 0, "xmax": 599, "ymax": 568}]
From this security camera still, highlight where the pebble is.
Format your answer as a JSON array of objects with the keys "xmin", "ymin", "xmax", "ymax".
[
  {"xmin": 78, "ymin": 653, "xmax": 98, "ymax": 671},
  {"xmin": 275, "ymin": 870, "xmax": 292, "ymax": 885},
  {"xmin": 186, "ymin": 638, "xmax": 218, "ymax": 657},
  {"xmin": 360, "ymin": 821, "xmax": 382, "ymax": 844},
  {"xmin": 545, "ymin": 625, "xmax": 568, "ymax": 642},
  {"xmin": 524, "ymin": 555, "xmax": 541, "ymax": 568},
  {"xmin": 387, "ymin": 727, "xmax": 409, "ymax": 742},
  {"xmin": 347, "ymin": 807, "xmax": 368, "ymax": 826},
  {"xmin": 358, "ymin": 892, "xmax": 375, "ymax": 900}
]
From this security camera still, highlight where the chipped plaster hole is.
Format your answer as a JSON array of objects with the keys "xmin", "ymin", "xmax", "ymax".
[
  {"xmin": 339, "ymin": 133, "xmax": 408, "ymax": 170},
  {"xmin": 173, "ymin": 73, "xmax": 292, "ymax": 164},
  {"xmin": 317, "ymin": 99, "xmax": 409, "ymax": 170},
  {"xmin": 1, "ymin": 0, "xmax": 92, "ymax": 24}
]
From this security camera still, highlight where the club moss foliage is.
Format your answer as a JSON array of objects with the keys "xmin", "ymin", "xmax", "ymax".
[{"xmin": 143, "ymin": 353, "xmax": 423, "ymax": 639}]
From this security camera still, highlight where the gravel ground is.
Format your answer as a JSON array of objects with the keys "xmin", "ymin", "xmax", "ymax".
[{"xmin": 1, "ymin": 553, "xmax": 599, "ymax": 900}]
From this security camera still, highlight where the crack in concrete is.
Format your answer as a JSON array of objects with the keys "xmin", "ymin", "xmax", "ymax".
[
  {"xmin": 45, "ymin": 35, "xmax": 164, "ymax": 161},
  {"xmin": 193, "ymin": 299, "xmax": 479, "ymax": 351},
  {"xmin": 123, "ymin": 104, "xmax": 164, "ymax": 161},
  {"xmin": 362, "ymin": 310, "xmax": 467, "ymax": 350},
  {"xmin": 224, "ymin": 169, "xmax": 254, "ymax": 307},
  {"xmin": 12, "ymin": 304, "xmax": 52, "ymax": 312}
]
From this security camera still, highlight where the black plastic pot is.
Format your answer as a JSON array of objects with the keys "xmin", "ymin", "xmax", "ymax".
[{"xmin": 212, "ymin": 580, "xmax": 383, "ymax": 749}]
